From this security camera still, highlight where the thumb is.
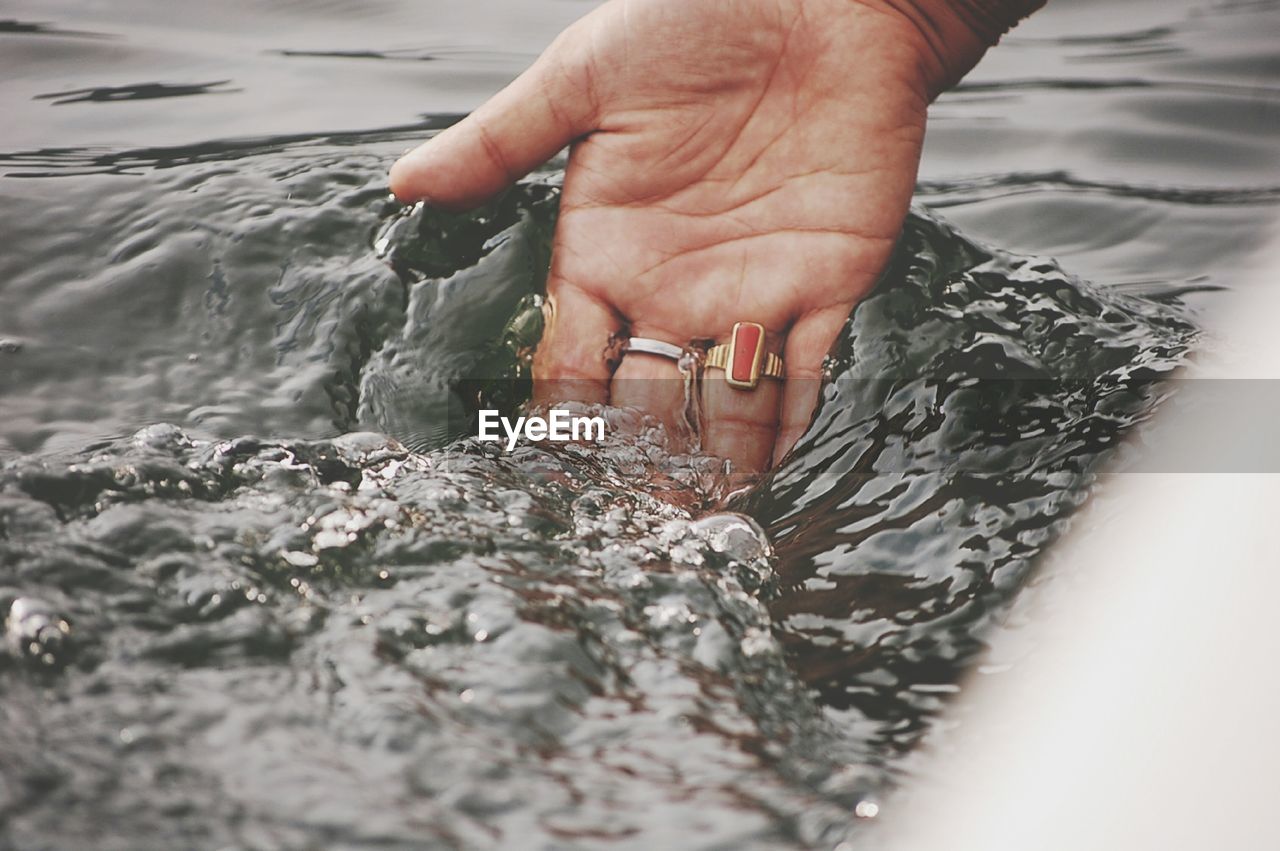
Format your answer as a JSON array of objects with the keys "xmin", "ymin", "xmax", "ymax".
[{"xmin": 389, "ymin": 30, "xmax": 598, "ymax": 210}]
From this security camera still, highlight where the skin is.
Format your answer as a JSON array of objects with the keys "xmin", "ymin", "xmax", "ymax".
[{"xmin": 390, "ymin": 0, "xmax": 988, "ymax": 471}]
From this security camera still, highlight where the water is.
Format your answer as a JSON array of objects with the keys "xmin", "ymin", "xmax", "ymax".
[{"xmin": 1, "ymin": 0, "xmax": 1277, "ymax": 847}]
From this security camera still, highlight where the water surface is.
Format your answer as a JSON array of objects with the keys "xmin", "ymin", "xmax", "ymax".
[{"xmin": 1, "ymin": 0, "xmax": 1277, "ymax": 847}]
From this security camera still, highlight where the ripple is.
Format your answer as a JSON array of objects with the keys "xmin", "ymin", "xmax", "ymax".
[
  {"xmin": 917, "ymin": 170, "xmax": 1280, "ymax": 209},
  {"xmin": 0, "ymin": 203, "xmax": 1194, "ymax": 846},
  {"xmin": 33, "ymin": 80, "xmax": 240, "ymax": 106}
]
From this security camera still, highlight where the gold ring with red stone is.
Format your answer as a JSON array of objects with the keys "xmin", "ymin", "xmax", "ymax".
[{"xmin": 703, "ymin": 321, "xmax": 784, "ymax": 390}]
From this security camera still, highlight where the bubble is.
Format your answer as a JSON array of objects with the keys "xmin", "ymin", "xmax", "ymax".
[
  {"xmin": 690, "ymin": 513, "xmax": 773, "ymax": 562},
  {"xmin": 5, "ymin": 597, "xmax": 72, "ymax": 667},
  {"xmin": 854, "ymin": 800, "xmax": 880, "ymax": 819}
]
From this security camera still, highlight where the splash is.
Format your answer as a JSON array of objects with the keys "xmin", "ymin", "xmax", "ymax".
[{"xmin": 0, "ymin": 174, "xmax": 1195, "ymax": 847}]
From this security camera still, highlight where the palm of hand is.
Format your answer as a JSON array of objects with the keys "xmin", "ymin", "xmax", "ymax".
[{"xmin": 392, "ymin": 0, "xmax": 932, "ymax": 470}]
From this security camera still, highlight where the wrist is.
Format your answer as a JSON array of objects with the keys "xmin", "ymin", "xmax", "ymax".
[{"xmin": 856, "ymin": 0, "xmax": 1046, "ymax": 97}]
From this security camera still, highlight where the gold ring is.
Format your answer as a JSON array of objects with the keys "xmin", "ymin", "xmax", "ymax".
[{"xmin": 703, "ymin": 321, "xmax": 784, "ymax": 390}]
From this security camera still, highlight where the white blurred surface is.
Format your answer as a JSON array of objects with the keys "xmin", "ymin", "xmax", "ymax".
[{"xmin": 881, "ymin": 231, "xmax": 1280, "ymax": 849}]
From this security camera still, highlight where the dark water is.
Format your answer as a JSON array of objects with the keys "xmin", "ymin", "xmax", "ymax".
[{"xmin": 1, "ymin": 0, "xmax": 1277, "ymax": 848}]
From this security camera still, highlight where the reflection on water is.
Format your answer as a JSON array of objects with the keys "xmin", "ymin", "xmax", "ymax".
[
  {"xmin": 0, "ymin": 0, "xmax": 1276, "ymax": 846},
  {"xmin": 33, "ymin": 80, "xmax": 241, "ymax": 106}
]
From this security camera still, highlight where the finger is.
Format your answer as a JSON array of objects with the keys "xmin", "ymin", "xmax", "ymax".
[
  {"xmin": 774, "ymin": 306, "xmax": 849, "ymax": 465},
  {"xmin": 702, "ymin": 323, "xmax": 784, "ymax": 473},
  {"xmin": 389, "ymin": 27, "xmax": 597, "ymax": 209},
  {"xmin": 532, "ymin": 281, "xmax": 621, "ymax": 407},
  {"xmin": 610, "ymin": 326, "xmax": 690, "ymax": 441}
]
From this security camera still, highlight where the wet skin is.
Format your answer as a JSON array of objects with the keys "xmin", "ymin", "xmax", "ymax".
[{"xmin": 390, "ymin": 0, "xmax": 961, "ymax": 471}]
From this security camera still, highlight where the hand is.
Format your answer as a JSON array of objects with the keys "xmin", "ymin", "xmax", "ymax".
[{"xmin": 391, "ymin": 0, "xmax": 971, "ymax": 471}]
